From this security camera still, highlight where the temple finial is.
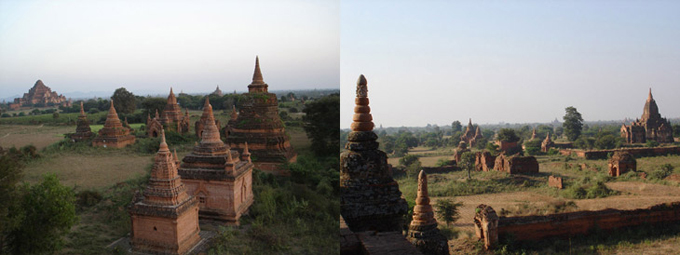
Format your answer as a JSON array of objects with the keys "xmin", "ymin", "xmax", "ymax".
[
  {"xmin": 159, "ymin": 129, "xmax": 169, "ymax": 152},
  {"xmin": 252, "ymin": 56, "xmax": 264, "ymax": 83},
  {"xmin": 351, "ymin": 74, "xmax": 374, "ymax": 132},
  {"xmin": 80, "ymin": 101, "xmax": 85, "ymax": 115},
  {"xmin": 648, "ymin": 88, "xmax": 653, "ymax": 101}
]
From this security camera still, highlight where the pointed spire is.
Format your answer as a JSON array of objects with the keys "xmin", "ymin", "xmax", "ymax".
[
  {"xmin": 244, "ymin": 142, "xmax": 249, "ymax": 155},
  {"xmin": 231, "ymin": 105, "xmax": 238, "ymax": 120},
  {"xmin": 648, "ymin": 88, "xmax": 653, "ymax": 101},
  {"xmin": 252, "ymin": 56, "xmax": 264, "ymax": 84},
  {"xmin": 350, "ymin": 74, "xmax": 374, "ymax": 132},
  {"xmin": 411, "ymin": 170, "xmax": 436, "ymax": 227},
  {"xmin": 174, "ymin": 149, "xmax": 179, "ymax": 164},
  {"xmin": 155, "ymin": 109, "xmax": 159, "ymax": 119},
  {"xmin": 227, "ymin": 150, "xmax": 233, "ymax": 163},
  {"xmin": 159, "ymin": 129, "xmax": 169, "ymax": 152},
  {"xmin": 199, "ymin": 100, "xmax": 221, "ymax": 145},
  {"xmin": 167, "ymin": 87, "xmax": 177, "ymax": 105},
  {"xmin": 79, "ymin": 101, "xmax": 85, "ymax": 116}
]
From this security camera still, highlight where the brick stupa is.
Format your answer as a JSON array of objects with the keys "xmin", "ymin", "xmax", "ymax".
[
  {"xmin": 148, "ymin": 88, "xmax": 191, "ymax": 137},
  {"xmin": 195, "ymin": 97, "xmax": 221, "ymax": 139},
  {"xmin": 224, "ymin": 56, "xmax": 296, "ymax": 175},
  {"xmin": 70, "ymin": 102, "xmax": 94, "ymax": 141},
  {"xmin": 340, "ymin": 74, "xmax": 408, "ymax": 232},
  {"xmin": 407, "ymin": 170, "xmax": 449, "ymax": 255},
  {"xmin": 178, "ymin": 100, "xmax": 254, "ymax": 225},
  {"xmin": 92, "ymin": 101, "xmax": 135, "ymax": 148},
  {"xmin": 460, "ymin": 119, "xmax": 484, "ymax": 147},
  {"xmin": 10, "ymin": 80, "xmax": 70, "ymax": 110},
  {"xmin": 128, "ymin": 130, "xmax": 201, "ymax": 255}
]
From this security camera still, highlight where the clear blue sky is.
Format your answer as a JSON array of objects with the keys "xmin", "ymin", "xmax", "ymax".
[
  {"xmin": 0, "ymin": 0, "xmax": 339, "ymax": 99},
  {"xmin": 341, "ymin": 1, "xmax": 680, "ymax": 128}
]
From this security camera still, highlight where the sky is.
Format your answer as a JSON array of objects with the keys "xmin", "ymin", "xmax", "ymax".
[
  {"xmin": 0, "ymin": 0, "xmax": 339, "ymax": 99},
  {"xmin": 341, "ymin": 1, "xmax": 680, "ymax": 128}
]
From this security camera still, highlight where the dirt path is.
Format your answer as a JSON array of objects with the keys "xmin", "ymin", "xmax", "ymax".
[{"xmin": 438, "ymin": 181, "xmax": 680, "ymax": 234}]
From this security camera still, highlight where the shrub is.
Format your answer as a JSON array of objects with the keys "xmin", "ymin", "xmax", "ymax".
[
  {"xmin": 434, "ymin": 199, "xmax": 463, "ymax": 227},
  {"xmin": 649, "ymin": 164, "xmax": 674, "ymax": 180},
  {"xmin": 646, "ymin": 140, "xmax": 659, "ymax": 148},
  {"xmin": 76, "ymin": 190, "xmax": 103, "ymax": 209}
]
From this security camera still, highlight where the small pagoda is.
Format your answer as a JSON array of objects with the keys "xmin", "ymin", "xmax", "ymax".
[
  {"xmin": 340, "ymin": 74, "xmax": 408, "ymax": 232},
  {"xmin": 70, "ymin": 102, "xmax": 94, "ymax": 142},
  {"xmin": 224, "ymin": 56, "xmax": 296, "ymax": 175},
  {"xmin": 92, "ymin": 101, "xmax": 135, "ymax": 148},
  {"xmin": 195, "ymin": 97, "xmax": 221, "ymax": 139},
  {"xmin": 541, "ymin": 132, "xmax": 554, "ymax": 152},
  {"xmin": 178, "ymin": 100, "xmax": 254, "ymax": 225},
  {"xmin": 407, "ymin": 170, "xmax": 449, "ymax": 255},
  {"xmin": 129, "ymin": 130, "xmax": 201, "ymax": 254},
  {"xmin": 147, "ymin": 88, "xmax": 191, "ymax": 137}
]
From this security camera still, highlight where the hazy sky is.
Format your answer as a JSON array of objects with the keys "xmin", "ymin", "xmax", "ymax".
[
  {"xmin": 0, "ymin": 0, "xmax": 339, "ymax": 99},
  {"xmin": 341, "ymin": 1, "xmax": 680, "ymax": 128}
]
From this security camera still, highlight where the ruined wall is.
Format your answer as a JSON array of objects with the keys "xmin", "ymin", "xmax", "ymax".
[
  {"xmin": 497, "ymin": 202, "xmax": 680, "ymax": 242},
  {"xmin": 548, "ymin": 176, "xmax": 563, "ymax": 189},
  {"xmin": 475, "ymin": 151, "xmax": 496, "ymax": 172},
  {"xmin": 559, "ymin": 146, "xmax": 680, "ymax": 159},
  {"xmin": 493, "ymin": 154, "xmax": 538, "ymax": 174}
]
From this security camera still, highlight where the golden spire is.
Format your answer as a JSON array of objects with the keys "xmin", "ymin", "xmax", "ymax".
[{"xmin": 350, "ymin": 74, "xmax": 374, "ymax": 132}]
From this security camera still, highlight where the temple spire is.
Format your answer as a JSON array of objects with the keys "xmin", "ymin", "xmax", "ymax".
[
  {"xmin": 79, "ymin": 101, "xmax": 85, "ymax": 116},
  {"xmin": 350, "ymin": 74, "xmax": 374, "ymax": 132},
  {"xmin": 648, "ymin": 88, "xmax": 653, "ymax": 101},
  {"xmin": 159, "ymin": 129, "xmax": 169, "ymax": 153},
  {"xmin": 252, "ymin": 56, "xmax": 264, "ymax": 84}
]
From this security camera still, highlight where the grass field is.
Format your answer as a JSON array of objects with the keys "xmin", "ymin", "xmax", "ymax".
[{"xmin": 0, "ymin": 125, "xmax": 73, "ymax": 149}]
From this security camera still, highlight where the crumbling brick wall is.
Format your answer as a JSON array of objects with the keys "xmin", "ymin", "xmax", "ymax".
[
  {"xmin": 475, "ymin": 151, "xmax": 496, "ymax": 172},
  {"xmin": 548, "ymin": 176, "xmax": 563, "ymax": 189},
  {"xmin": 493, "ymin": 154, "xmax": 538, "ymax": 174}
]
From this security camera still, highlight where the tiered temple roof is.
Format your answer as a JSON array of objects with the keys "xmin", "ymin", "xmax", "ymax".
[
  {"xmin": 195, "ymin": 96, "xmax": 221, "ymax": 139},
  {"xmin": 407, "ymin": 170, "xmax": 449, "ymax": 255},
  {"xmin": 224, "ymin": 56, "xmax": 296, "ymax": 175},
  {"xmin": 148, "ymin": 88, "xmax": 191, "ymax": 137},
  {"xmin": 128, "ymin": 130, "xmax": 201, "ymax": 254},
  {"xmin": 179, "ymin": 100, "xmax": 254, "ymax": 224},
  {"xmin": 71, "ymin": 102, "xmax": 94, "ymax": 141},
  {"xmin": 340, "ymin": 74, "xmax": 408, "ymax": 232},
  {"xmin": 621, "ymin": 88, "xmax": 674, "ymax": 143},
  {"xmin": 92, "ymin": 101, "xmax": 135, "ymax": 148}
]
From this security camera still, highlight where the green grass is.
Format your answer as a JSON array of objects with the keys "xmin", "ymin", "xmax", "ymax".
[
  {"xmin": 0, "ymin": 111, "xmax": 109, "ymax": 125},
  {"xmin": 89, "ymin": 123, "xmax": 143, "ymax": 133}
]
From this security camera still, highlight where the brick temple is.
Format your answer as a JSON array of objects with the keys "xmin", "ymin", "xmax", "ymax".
[
  {"xmin": 128, "ymin": 130, "xmax": 201, "ymax": 255},
  {"xmin": 224, "ymin": 56, "xmax": 296, "ymax": 175},
  {"xmin": 178, "ymin": 100, "xmax": 254, "ymax": 225},
  {"xmin": 70, "ymin": 102, "xmax": 94, "ymax": 142},
  {"xmin": 340, "ymin": 74, "xmax": 408, "ymax": 232},
  {"xmin": 195, "ymin": 97, "xmax": 221, "ymax": 139},
  {"xmin": 148, "ymin": 88, "xmax": 191, "ymax": 137},
  {"xmin": 460, "ymin": 119, "xmax": 484, "ymax": 147},
  {"xmin": 92, "ymin": 101, "xmax": 135, "ymax": 148},
  {"xmin": 9, "ymin": 80, "xmax": 70, "ymax": 110},
  {"xmin": 621, "ymin": 89, "xmax": 674, "ymax": 144}
]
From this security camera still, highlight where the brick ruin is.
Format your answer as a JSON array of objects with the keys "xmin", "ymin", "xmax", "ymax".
[
  {"xmin": 474, "ymin": 151, "xmax": 496, "ymax": 172},
  {"xmin": 559, "ymin": 146, "xmax": 680, "ymax": 159},
  {"xmin": 453, "ymin": 141, "xmax": 470, "ymax": 164},
  {"xmin": 147, "ymin": 88, "xmax": 191, "ymax": 137},
  {"xmin": 493, "ymin": 153, "xmax": 539, "ymax": 174},
  {"xmin": 460, "ymin": 119, "xmax": 484, "ymax": 147},
  {"xmin": 407, "ymin": 170, "xmax": 449, "ymax": 255},
  {"xmin": 495, "ymin": 140, "xmax": 519, "ymax": 153},
  {"xmin": 224, "ymin": 56, "xmax": 296, "ymax": 175},
  {"xmin": 548, "ymin": 176, "xmax": 563, "ymax": 189},
  {"xmin": 70, "ymin": 102, "xmax": 94, "ymax": 142},
  {"xmin": 178, "ymin": 101, "xmax": 253, "ymax": 225},
  {"xmin": 194, "ymin": 97, "xmax": 222, "ymax": 139},
  {"xmin": 474, "ymin": 202, "xmax": 680, "ymax": 248},
  {"xmin": 340, "ymin": 74, "xmax": 408, "ymax": 232},
  {"xmin": 473, "ymin": 204, "xmax": 499, "ymax": 250},
  {"xmin": 128, "ymin": 130, "xmax": 201, "ymax": 255},
  {"xmin": 540, "ymin": 132, "xmax": 554, "ymax": 153},
  {"xmin": 92, "ymin": 101, "xmax": 135, "ymax": 148},
  {"xmin": 9, "ymin": 80, "xmax": 70, "ymax": 110},
  {"xmin": 608, "ymin": 151, "xmax": 636, "ymax": 177},
  {"xmin": 621, "ymin": 88, "xmax": 674, "ymax": 144},
  {"xmin": 210, "ymin": 85, "xmax": 223, "ymax": 97}
]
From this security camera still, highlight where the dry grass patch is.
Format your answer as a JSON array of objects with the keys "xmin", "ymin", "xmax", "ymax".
[
  {"xmin": 22, "ymin": 152, "xmax": 152, "ymax": 191},
  {"xmin": 0, "ymin": 124, "xmax": 72, "ymax": 149}
]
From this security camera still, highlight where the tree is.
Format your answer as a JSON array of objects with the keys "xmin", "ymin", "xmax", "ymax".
[
  {"xmin": 563, "ymin": 106, "xmax": 583, "ymax": 141},
  {"xmin": 594, "ymin": 134, "xmax": 619, "ymax": 150},
  {"xmin": 111, "ymin": 87, "xmax": 136, "ymax": 114},
  {"xmin": 459, "ymin": 151, "xmax": 476, "ymax": 179},
  {"xmin": 141, "ymin": 97, "xmax": 167, "ymax": 118},
  {"xmin": 0, "ymin": 153, "xmax": 24, "ymax": 253},
  {"xmin": 10, "ymin": 174, "xmax": 77, "ymax": 254},
  {"xmin": 434, "ymin": 199, "xmax": 463, "ymax": 227},
  {"xmin": 399, "ymin": 154, "xmax": 421, "ymax": 177},
  {"xmin": 451, "ymin": 121, "xmax": 462, "ymax": 133},
  {"xmin": 302, "ymin": 94, "xmax": 339, "ymax": 156},
  {"xmin": 496, "ymin": 128, "xmax": 520, "ymax": 142},
  {"xmin": 523, "ymin": 139, "xmax": 542, "ymax": 155}
]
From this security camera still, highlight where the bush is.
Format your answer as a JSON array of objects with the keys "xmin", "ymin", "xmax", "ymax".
[
  {"xmin": 649, "ymin": 164, "xmax": 674, "ymax": 180},
  {"xmin": 76, "ymin": 190, "xmax": 103, "ymax": 209},
  {"xmin": 561, "ymin": 177, "xmax": 618, "ymax": 199},
  {"xmin": 646, "ymin": 140, "xmax": 659, "ymax": 148}
]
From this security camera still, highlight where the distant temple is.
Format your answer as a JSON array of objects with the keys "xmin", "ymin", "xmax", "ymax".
[
  {"xmin": 224, "ymin": 56, "xmax": 296, "ymax": 175},
  {"xmin": 147, "ymin": 88, "xmax": 191, "ymax": 137},
  {"xmin": 460, "ymin": 118, "xmax": 484, "ymax": 147},
  {"xmin": 92, "ymin": 101, "xmax": 136, "ymax": 148},
  {"xmin": 211, "ymin": 85, "xmax": 223, "ymax": 96},
  {"xmin": 10, "ymin": 80, "xmax": 70, "ymax": 110},
  {"xmin": 195, "ymin": 97, "xmax": 222, "ymax": 139},
  {"xmin": 70, "ymin": 102, "xmax": 94, "ymax": 142},
  {"xmin": 621, "ymin": 89, "xmax": 673, "ymax": 144}
]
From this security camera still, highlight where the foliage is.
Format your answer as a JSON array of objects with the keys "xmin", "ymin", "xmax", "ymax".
[
  {"xmin": 10, "ymin": 174, "xmax": 78, "ymax": 254},
  {"xmin": 140, "ymin": 97, "xmax": 167, "ymax": 118},
  {"xmin": 574, "ymin": 136, "xmax": 595, "ymax": 150},
  {"xmin": 497, "ymin": 128, "xmax": 520, "ymax": 142},
  {"xmin": 435, "ymin": 158, "xmax": 451, "ymax": 167},
  {"xmin": 434, "ymin": 199, "xmax": 463, "ymax": 227},
  {"xmin": 595, "ymin": 134, "xmax": 620, "ymax": 149},
  {"xmin": 111, "ymin": 87, "xmax": 136, "ymax": 114},
  {"xmin": 400, "ymin": 154, "xmax": 422, "ymax": 177},
  {"xmin": 523, "ymin": 139, "xmax": 542, "ymax": 156},
  {"xmin": 0, "ymin": 153, "xmax": 24, "ymax": 253},
  {"xmin": 649, "ymin": 164, "xmax": 674, "ymax": 180},
  {"xmin": 561, "ymin": 177, "xmax": 618, "ymax": 199},
  {"xmin": 646, "ymin": 140, "xmax": 660, "ymax": 148},
  {"xmin": 563, "ymin": 106, "xmax": 583, "ymax": 141},
  {"xmin": 302, "ymin": 94, "xmax": 339, "ymax": 156},
  {"xmin": 451, "ymin": 120, "xmax": 462, "ymax": 133},
  {"xmin": 485, "ymin": 142, "xmax": 499, "ymax": 155}
]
